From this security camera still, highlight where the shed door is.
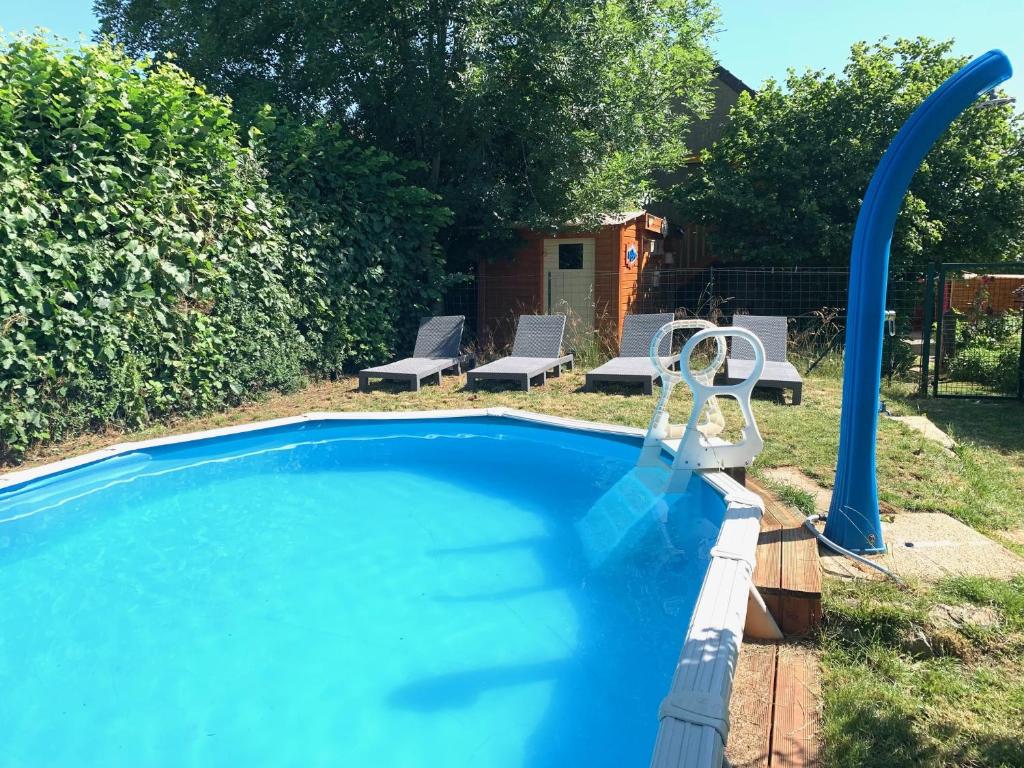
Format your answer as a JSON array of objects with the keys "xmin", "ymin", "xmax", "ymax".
[{"xmin": 543, "ymin": 238, "xmax": 595, "ymax": 328}]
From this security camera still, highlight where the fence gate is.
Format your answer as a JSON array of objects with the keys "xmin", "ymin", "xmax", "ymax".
[{"xmin": 919, "ymin": 262, "xmax": 1024, "ymax": 398}]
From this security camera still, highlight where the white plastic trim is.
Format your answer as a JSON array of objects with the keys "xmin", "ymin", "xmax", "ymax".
[
  {"xmin": 649, "ymin": 464, "xmax": 765, "ymax": 768},
  {"xmin": 708, "ymin": 545, "xmax": 757, "ymax": 571},
  {"xmin": 640, "ymin": 320, "xmax": 724, "ymax": 471},
  {"xmin": 647, "ymin": 319, "xmax": 726, "ymax": 389},
  {"xmin": 658, "ymin": 690, "xmax": 730, "ymax": 742},
  {"xmin": 672, "ymin": 327, "xmax": 765, "ymax": 471}
]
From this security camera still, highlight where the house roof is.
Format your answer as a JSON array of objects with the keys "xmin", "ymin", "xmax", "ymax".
[{"xmin": 714, "ymin": 65, "xmax": 755, "ymax": 96}]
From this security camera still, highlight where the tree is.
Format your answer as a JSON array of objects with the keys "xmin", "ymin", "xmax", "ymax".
[
  {"xmin": 684, "ymin": 38, "xmax": 1024, "ymax": 271},
  {"xmin": 95, "ymin": 0, "xmax": 718, "ymax": 268}
]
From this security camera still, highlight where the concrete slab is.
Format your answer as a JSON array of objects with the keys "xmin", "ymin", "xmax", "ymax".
[
  {"xmin": 879, "ymin": 513, "xmax": 1024, "ymax": 582},
  {"xmin": 928, "ymin": 603, "xmax": 1000, "ymax": 630},
  {"xmin": 887, "ymin": 414, "xmax": 956, "ymax": 451},
  {"xmin": 818, "ymin": 546, "xmax": 887, "ymax": 581}
]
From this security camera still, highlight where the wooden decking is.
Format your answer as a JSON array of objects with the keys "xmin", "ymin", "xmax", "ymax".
[
  {"xmin": 727, "ymin": 642, "xmax": 821, "ymax": 768},
  {"xmin": 724, "ymin": 478, "xmax": 823, "ymax": 767},
  {"xmin": 748, "ymin": 478, "xmax": 822, "ymax": 636}
]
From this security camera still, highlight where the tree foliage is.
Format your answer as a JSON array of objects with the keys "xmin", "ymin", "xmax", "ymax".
[
  {"xmin": 684, "ymin": 38, "xmax": 1024, "ymax": 270},
  {"xmin": 0, "ymin": 37, "xmax": 447, "ymax": 460},
  {"xmin": 95, "ymin": 0, "xmax": 719, "ymax": 267}
]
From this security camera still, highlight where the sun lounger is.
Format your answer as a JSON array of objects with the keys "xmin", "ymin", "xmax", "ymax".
[
  {"xmin": 585, "ymin": 313, "xmax": 679, "ymax": 395},
  {"xmin": 358, "ymin": 315, "xmax": 468, "ymax": 392},
  {"xmin": 466, "ymin": 315, "xmax": 573, "ymax": 392},
  {"xmin": 724, "ymin": 315, "xmax": 803, "ymax": 405}
]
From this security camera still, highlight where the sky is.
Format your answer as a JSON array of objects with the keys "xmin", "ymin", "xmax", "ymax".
[
  {"xmin": 1, "ymin": 0, "xmax": 1022, "ymax": 106},
  {"xmin": 714, "ymin": 0, "xmax": 1024, "ymax": 105}
]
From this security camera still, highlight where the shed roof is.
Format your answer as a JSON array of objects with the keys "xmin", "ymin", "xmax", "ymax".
[{"xmin": 598, "ymin": 210, "xmax": 648, "ymax": 226}]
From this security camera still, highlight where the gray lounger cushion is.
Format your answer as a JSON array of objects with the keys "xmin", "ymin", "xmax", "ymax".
[
  {"xmin": 586, "ymin": 313, "xmax": 677, "ymax": 394},
  {"xmin": 467, "ymin": 315, "xmax": 572, "ymax": 391},
  {"xmin": 724, "ymin": 314, "xmax": 803, "ymax": 404},
  {"xmin": 359, "ymin": 316, "xmax": 465, "ymax": 391}
]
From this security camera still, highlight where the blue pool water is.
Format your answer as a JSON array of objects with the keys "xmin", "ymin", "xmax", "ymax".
[{"xmin": 0, "ymin": 417, "xmax": 726, "ymax": 767}]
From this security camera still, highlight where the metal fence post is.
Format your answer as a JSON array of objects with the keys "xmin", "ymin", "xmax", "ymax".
[
  {"xmin": 919, "ymin": 262, "xmax": 935, "ymax": 397},
  {"xmin": 1018, "ymin": 315, "xmax": 1024, "ymax": 400},
  {"xmin": 932, "ymin": 265, "xmax": 947, "ymax": 397}
]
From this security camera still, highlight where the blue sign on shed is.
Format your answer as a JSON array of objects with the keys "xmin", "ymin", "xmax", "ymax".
[{"xmin": 625, "ymin": 243, "xmax": 638, "ymax": 268}]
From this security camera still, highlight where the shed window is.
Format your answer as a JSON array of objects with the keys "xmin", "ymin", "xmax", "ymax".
[{"xmin": 558, "ymin": 243, "xmax": 584, "ymax": 270}]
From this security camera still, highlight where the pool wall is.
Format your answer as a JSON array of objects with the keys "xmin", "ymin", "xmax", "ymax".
[{"xmin": 0, "ymin": 407, "xmax": 763, "ymax": 768}]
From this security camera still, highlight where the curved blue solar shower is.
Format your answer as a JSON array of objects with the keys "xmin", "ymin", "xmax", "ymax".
[{"xmin": 826, "ymin": 50, "xmax": 1013, "ymax": 553}]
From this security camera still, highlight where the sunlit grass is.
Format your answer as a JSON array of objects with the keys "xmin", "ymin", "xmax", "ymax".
[
  {"xmin": 821, "ymin": 577, "xmax": 1024, "ymax": 768},
  {"xmin": 8, "ymin": 365, "xmax": 1024, "ymax": 535}
]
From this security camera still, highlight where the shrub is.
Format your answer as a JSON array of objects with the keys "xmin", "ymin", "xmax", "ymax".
[
  {"xmin": 955, "ymin": 308, "xmax": 1021, "ymax": 349},
  {"xmin": 948, "ymin": 310, "xmax": 1021, "ymax": 393},
  {"xmin": 253, "ymin": 110, "xmax": 452, "ymax": 372},
  {"xmin": 0, "ymin": 37, "xmax": 308, "ymax": 459},
  {"xmin": 0, "ymin": 37, "xmax": 453, "ymax": 462},
  {"xmin": 949, "ymin": 343, "xmax": 1020, "ymax": 393}
]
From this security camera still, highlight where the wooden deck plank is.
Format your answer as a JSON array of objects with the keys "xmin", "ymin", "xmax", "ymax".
[
  {"xmin": 748, "ymin": 478, "xmax": 822, "ymax": 636},
  {"xmin": 753, "ymin": 514, "xmax": 783, "ymax": 619},
  {"xmin": 726, "ymin": 642, "xmax": 778, "ymax": 768},
  {"xmin": 781, "ymin": 517, "xmax": 822, "ymax": 635},
  {"xmin": 781, "ymin": 524, "xmax": 822, "ymax": 595},
  {"xmin": 770, "ymin": 646, "xmax": 821, "ymax": 768}
]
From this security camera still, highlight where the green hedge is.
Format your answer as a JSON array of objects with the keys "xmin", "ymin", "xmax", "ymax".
[
  {"xmin": 0, "ymin": 38, "xmax": 448, "ymax": 461},
  {"xmin": 255, "ymin": 110, "xmax": 452, "ymax": 373}
]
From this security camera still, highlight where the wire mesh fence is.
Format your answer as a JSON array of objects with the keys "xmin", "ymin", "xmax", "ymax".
[
  {"xmin": 923, "ymin": 264, "xmax": 1024, "ymax": 398},
  {"xmin": 443, "ymin": 266, "xmax": 930, "ymax": 377}
]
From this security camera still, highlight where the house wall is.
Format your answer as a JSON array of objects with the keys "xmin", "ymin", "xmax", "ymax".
[{"xmin": 648, "ymin": 67, "xmax": 753, "ymax": 268}]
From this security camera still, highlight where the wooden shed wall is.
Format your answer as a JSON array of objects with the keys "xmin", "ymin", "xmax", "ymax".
[
  {"xmin": 478, "ymin": 227, "xmax": 625, "ymax": 347},
  {"xmin": 477, "ymin": 231, "xmax": 543, "ymax": 347},
  {"xmin": 477, "ymin": 216, "xmax": 668, "ymax": 349},
  {"xmin": 593, "ymin": 226, "xmax": 620, "ymax": 341},
  {"xmin": 617, "ymin": 218, "xmax": 641, "ymax": 334}
]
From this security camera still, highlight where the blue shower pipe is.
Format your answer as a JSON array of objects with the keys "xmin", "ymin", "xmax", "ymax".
[{"xmin": 825, "ymin": 50, "xmax": 1013, "ymax": 553}]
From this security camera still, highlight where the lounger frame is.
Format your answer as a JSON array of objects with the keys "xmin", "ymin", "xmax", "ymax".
[
  {"xmin": 466, "ymin": 354, "xmax": 574, "ymax": 392},
  {"xmin": 358, "ymin": 315, "xmax": 470, "ymax": 392},
  {"xmin": 466, "ymin": 315, "xmax": 573, "ymax": 392}
]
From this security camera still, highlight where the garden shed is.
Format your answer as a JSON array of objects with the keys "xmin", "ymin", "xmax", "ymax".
[{"xmin": 476, "ymin": 210, "xmax": 668, "ymax": 345}]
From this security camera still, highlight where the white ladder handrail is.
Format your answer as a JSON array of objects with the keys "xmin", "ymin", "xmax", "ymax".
[
  {"xmin": 639, "ymin": 323, "xmax": 766, "ymax": 489},
  {"xmin": 644, "ymin": 319, "xmax": 726, "ymax": 446}
]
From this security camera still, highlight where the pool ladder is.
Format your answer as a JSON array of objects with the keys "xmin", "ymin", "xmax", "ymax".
[{"xmin": 638, "ymin": 321, "xmax": 766, "ymax": 492}]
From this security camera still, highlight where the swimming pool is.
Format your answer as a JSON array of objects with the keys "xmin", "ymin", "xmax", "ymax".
[{"xmin": 0, "ymin": 409, "xmax": 762, "ymax": 767}]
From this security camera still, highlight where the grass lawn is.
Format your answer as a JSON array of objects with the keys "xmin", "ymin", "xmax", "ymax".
[
  {"xmin": 822, "ymin": 576, "xmax": 1024, "ymax": 767},
  {"xmin": 4, "ymin": 366, "xmax": 1024, "ymax": 766}
]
